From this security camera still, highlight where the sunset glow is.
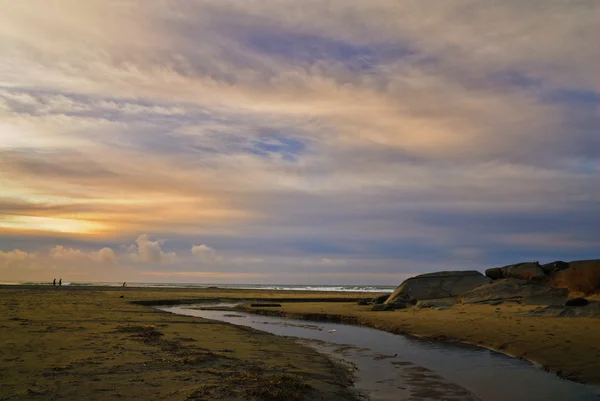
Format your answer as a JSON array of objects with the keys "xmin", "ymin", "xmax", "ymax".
[{"xmin": 1, "ymin": 1, "xmax": 598, "ymax": 284}]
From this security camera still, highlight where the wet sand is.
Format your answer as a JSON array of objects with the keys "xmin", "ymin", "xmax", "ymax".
[
  {"xmin": 243, "ymin": 301, "xmax": 600, "ymax": 387},
  {"xmin": 0, "ymin": 286, "xmax": 365, "ymax": 400}
]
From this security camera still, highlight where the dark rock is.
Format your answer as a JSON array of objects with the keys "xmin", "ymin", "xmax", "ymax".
[
  {"xmin": 250, "ymin": 303, "xmax": 282, "ymax": 307},
  {"xmin": 565, "ymin": 297, "xmax": 590, "ymax": 307},
  {"xmin": 526, "ymin": 301, "xmax": 600, "ymax": 318},
  {"xmin": 372, "ymin": 294, "xmax": 390, "ymax": 304},
  {"xmin": 385, "ymin": 271, "xmax": 491, "ymax": 304},
  {"xmin": 485, "ymin": 267, "xmax": 503, "ymax": 280},
  {"xmin": 486, "ymin": 262, "xmax": 546, "ymax": 281},
  {"xmin": 371, "ymin": 304, "xmax": 395, "ymax": 311},
  {"xmin": 462, "ymin": 278, "xmax": 568, "ymax": 306},
  {"xmin": 541, "ymin": 261, "xmax": 570, "ymax": 274},
  {"xmin": 415, "ymin": 298, "xmax": 459, "ymax": 309}
]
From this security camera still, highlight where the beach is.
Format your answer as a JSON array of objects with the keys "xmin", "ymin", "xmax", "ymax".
[
  {"xmin": 0, "ymin": 286, "xmax": 365, "ymax": 400},
  {"xmin": 1, "ymin": 285, "xmax": 599, "ymax": 400}
]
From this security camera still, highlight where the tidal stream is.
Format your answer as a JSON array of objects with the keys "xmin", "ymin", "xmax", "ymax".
[{"xmin": 159, "ymin": 304, "xmax": 599, "ymax": 401}]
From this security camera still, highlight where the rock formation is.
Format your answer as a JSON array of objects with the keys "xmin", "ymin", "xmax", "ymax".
[
  {"xmin": 461, "ymin": 278, "xmax": 568, "ymax": 305},
  {"xmin": 384, "ymin": 271, "xmax": 491, "ymax": 305},
  {"xmin": 485, "ymin": 262, "xmax": 545, "ymax": 281}
]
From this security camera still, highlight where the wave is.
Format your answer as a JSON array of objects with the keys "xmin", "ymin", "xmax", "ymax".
[{"xmin": 4, "ymin": 282, "xmax": 394, "ymax": 292}]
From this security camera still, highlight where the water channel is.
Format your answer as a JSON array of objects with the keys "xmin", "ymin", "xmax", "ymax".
[{"xmin": 159, "ymin": 303, "xmax": 600, "ymax": 401}]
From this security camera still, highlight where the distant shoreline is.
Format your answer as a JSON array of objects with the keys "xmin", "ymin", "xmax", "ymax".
[{"xmin": 0, "ymin": 282, "xmax": 395, "ymax": 292}]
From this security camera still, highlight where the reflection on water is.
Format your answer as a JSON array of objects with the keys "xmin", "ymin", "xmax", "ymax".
[{"xmin": 160, "ymin": 304, "xmax": 600, "ymax": 401}]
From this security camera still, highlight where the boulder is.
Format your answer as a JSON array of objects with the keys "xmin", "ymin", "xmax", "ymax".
[
  {"xmin": 415, "ymin": 298, "xmax": 459, "ymax": 309},
  {"xmin": 485, "ymin": 262, "xmax": 546, "ymax": 281},
  {"xmin": 461, "ymin": 278, "xmax": 568, "ymax": 305},
  {"xmin": 372, "ymin": 294, "xmax": 391, "ymax": 304},
  {"xmin": 485, "ymin": 267, "xmax": 503, "ymax": 280},
  {"xmin": 540, "ymin": 261, "xmax": 570, "ymax": 274},
  {"xmin": 385, "ymin": 271, "xmax": 491, "ymax": 304}
]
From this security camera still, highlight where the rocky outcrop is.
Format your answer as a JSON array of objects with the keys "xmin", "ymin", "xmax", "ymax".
[
  {"xmin": 461, "ymin": 278, "xmax": 568, "ymax": 305},
  {"xmin": 415, "ymin": 298, "xmax": 459, "ymax": 309},
  {"xmin": 549, "ymin": 259, "xmax": 600, "ymax": 293},
  {"xmin": 540, "ymin": 261, "xmax": 570, "ymax": 274},
  {"xmin": 485, "ymin": 262, "xmax": 545, "ymax": 281},
  {"xmin": 568, "ymin": 259, "xmax": 600, "ymax": 270},
  {"xmin": 485, "ymin": 267, "xmax": 503, "ymax": 280},
  {"xmin": 385, "ymin": 271, "xmax": 491, "ymax": 304},
  {"xmin": 526, "ymin": 301, "xmax": 600, "ymax": 318}
]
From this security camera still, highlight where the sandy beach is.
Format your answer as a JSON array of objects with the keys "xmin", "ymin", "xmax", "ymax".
[
  {"xmin": 0, "ymin": 286, "xmax": 364, "ymax": 400},
  {"xmin": 2, "ymin": 285, "xmax": 599, "ymax": 400}
]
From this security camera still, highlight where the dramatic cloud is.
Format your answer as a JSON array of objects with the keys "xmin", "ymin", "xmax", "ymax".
[
  {"xmin": 129, "ymin": 235, "xmax": 177, "ymax": 264},
  {"xmin": 0, "ymin": 1, "xmax": 598, "ymax": 284}
]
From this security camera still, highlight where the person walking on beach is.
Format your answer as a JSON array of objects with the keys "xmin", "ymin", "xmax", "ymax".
[
  {"xmin": 53, "ymin": 278, "xmax": 56, "ymax": 286},
  {"xmin": 59, "ymin": 278, "xmax": 62, "ymax": 286}
]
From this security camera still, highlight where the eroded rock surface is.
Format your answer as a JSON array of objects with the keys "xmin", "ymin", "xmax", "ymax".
[
  {"xmin": 415, "ymin": 298, "xmax": 459, "ymax": 309},
  {"xmin": 540, "ymin": 261, "xmax": 570, "ymax": 274},
  {"xmin": 526, "ymin": 301, "xmax": 600, "ymax": 318},
  {"xmin": 485, "ymin": 262, "xmax": 545, "ymax": 281},
  {"xmin": 461, "ymin": 278, "xmax": 568, "ymax": 305},
  {"xmin": 385, "ymin": 271, "xmax": 490, "ymax": 304}
]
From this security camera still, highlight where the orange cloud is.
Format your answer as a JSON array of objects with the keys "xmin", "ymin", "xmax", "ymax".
[{"xmin": 139, "ymin": 271, "xmax": 269, "ymax": 279}]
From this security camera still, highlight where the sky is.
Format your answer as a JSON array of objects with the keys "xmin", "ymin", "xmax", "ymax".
[{"xmin": 0, "ymin": 1, "xmax": 598, "ymax": 285}]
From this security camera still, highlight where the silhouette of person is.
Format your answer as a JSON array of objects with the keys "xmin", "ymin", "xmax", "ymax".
[
  {"xmin": 59, "ymin": 278, "xmax": 62, "ymax": 286},
  {"xmin": 53, "ymin": 278, "xmax": 56, "ymax": 286},
  {"xmin": 122, "ymin": 282, "xmax": 127, "ymax": 288}
]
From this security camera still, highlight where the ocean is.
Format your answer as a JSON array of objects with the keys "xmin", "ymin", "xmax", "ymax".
[{"xmin": 0, "ymin": 282, "xmax": 395, "ymax": 292}]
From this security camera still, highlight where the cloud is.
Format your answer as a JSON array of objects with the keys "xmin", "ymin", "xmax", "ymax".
[
  {"xmin": 0, "ymin": 249, "xmax": 36, "ymax": 269},
  {"xmin": 0, "ymin": 1, "xmax": 598, "ymax": 283},
  {"xmin": 96, "ymin": 247, "xmax": 117, "ymax": 264},
  {"xmin": 48, "ymin": 245, "xmax": 117, "ymax": 264},
  {"xmin": 139, "ymin": 271, "xmax": 268, "ymax": 279},
  {"xmin": 0, "ymin": 245, "xmax": 118, "ymax": 284},
  {"xmin": 191, "ymin": 244, "xmax": 218, "ymax": 263},
  {"xmin": 450, "ymin": 247, "xmax": 484, "ymax": 262},
  {"xmin": 130, "ymin": 235, "xmax": 177, "ymax": 264}
]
